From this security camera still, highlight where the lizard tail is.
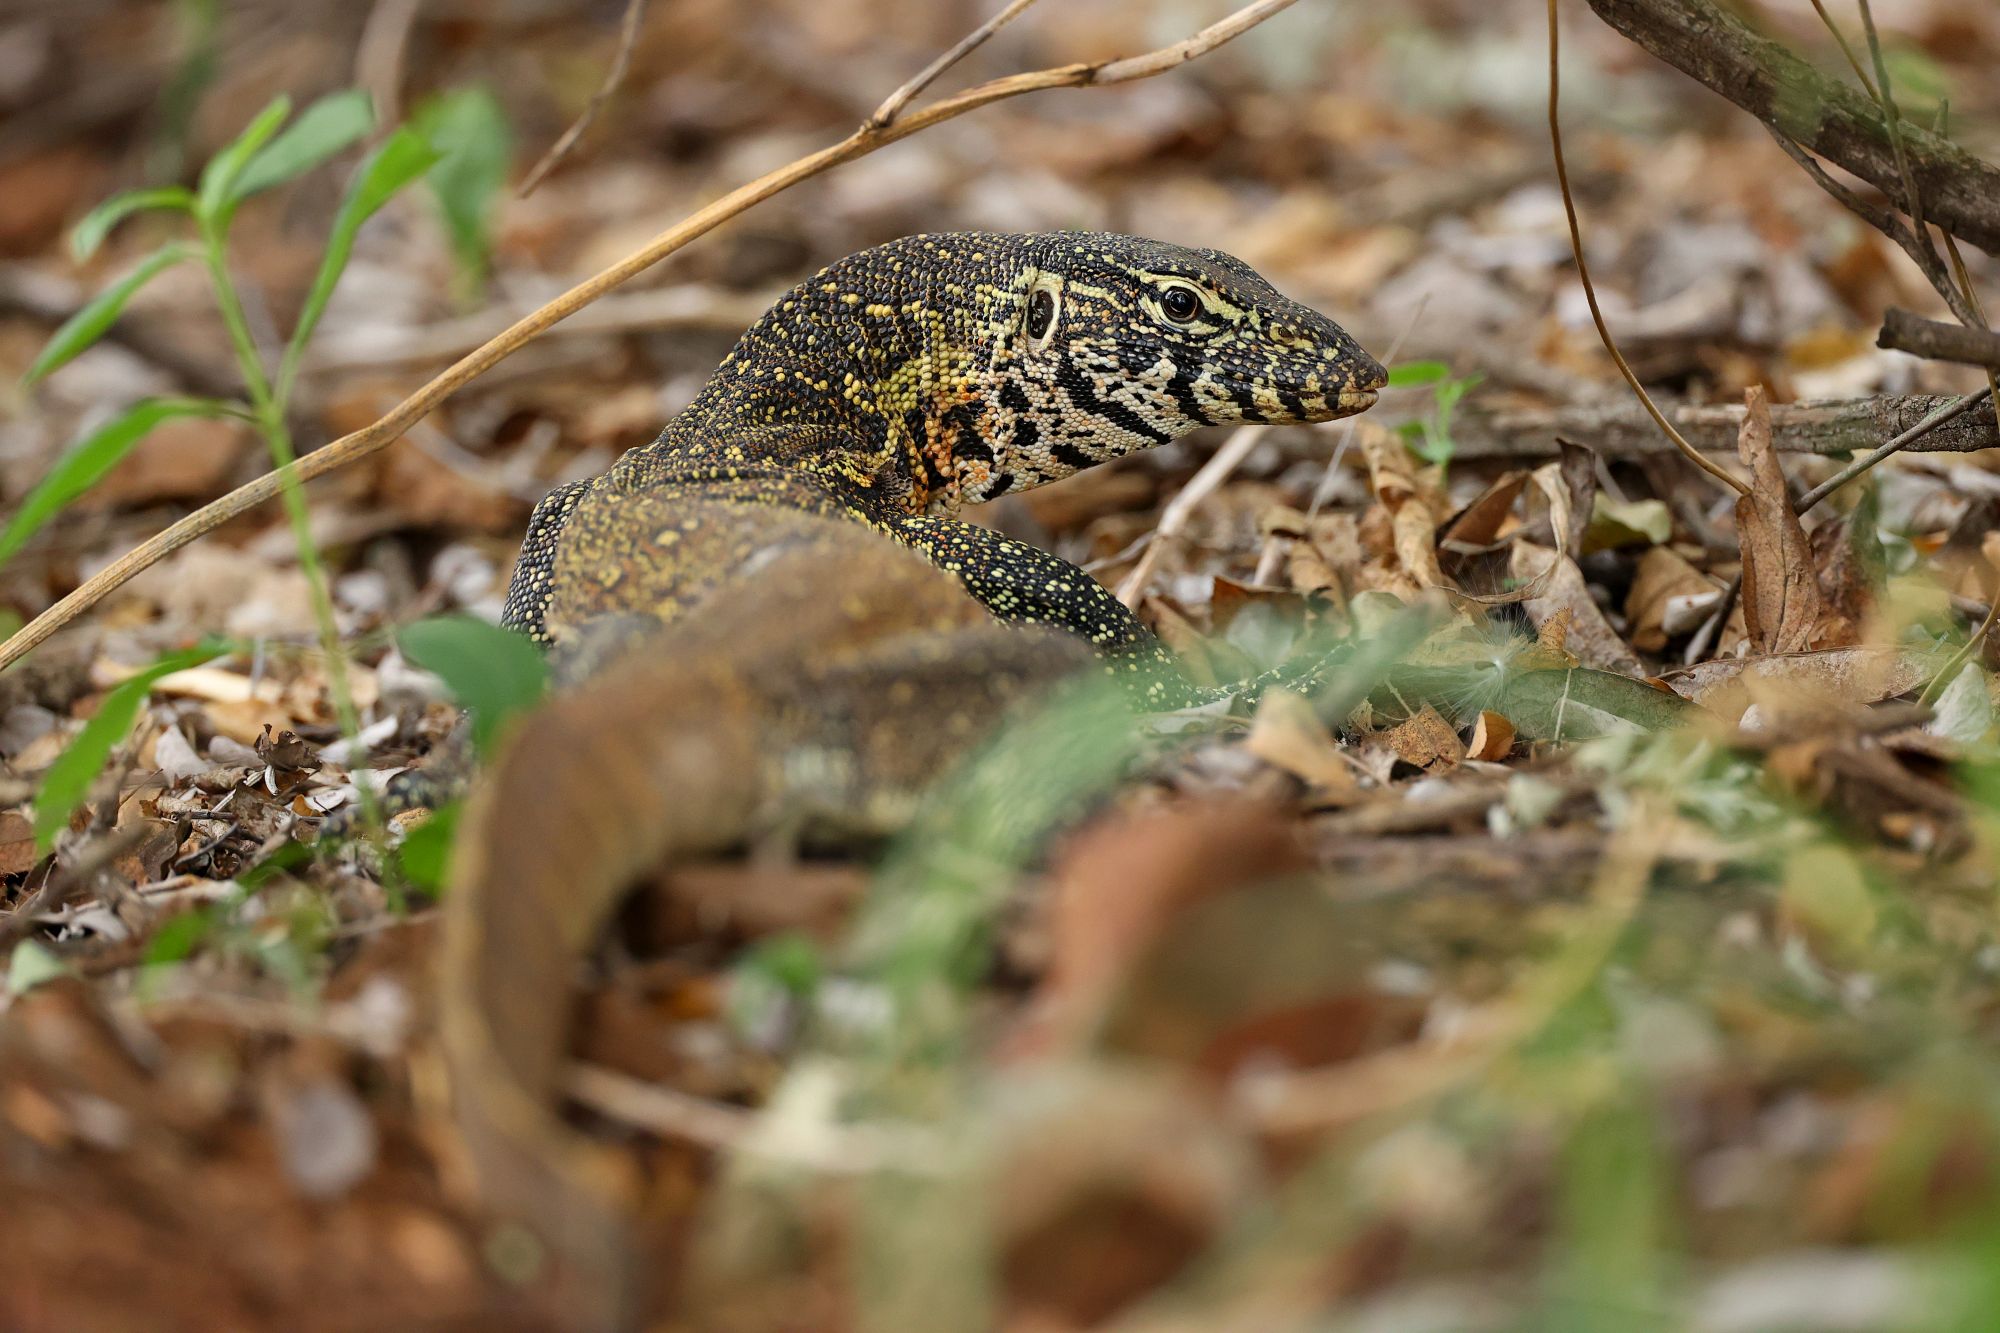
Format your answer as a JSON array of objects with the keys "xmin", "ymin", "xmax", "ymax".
[{"xmin": 439, "ymin": 655, "xmax": 764, "ymax": 1332}]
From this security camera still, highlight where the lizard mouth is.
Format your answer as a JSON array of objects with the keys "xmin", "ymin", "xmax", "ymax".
[{"xmin": 1335, "ymin": 387, "xmax": 1379, "ymax": 413}]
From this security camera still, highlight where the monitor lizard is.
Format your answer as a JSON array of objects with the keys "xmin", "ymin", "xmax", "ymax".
[{"xmin": 436, "ymin": 231, "xmax": 1384, "ymax": 1326}]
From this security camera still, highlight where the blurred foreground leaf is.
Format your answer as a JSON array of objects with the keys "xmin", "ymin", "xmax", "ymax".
[{"xmin": 397, "ymin": 616, "xmax": 547, "ymax": 753}]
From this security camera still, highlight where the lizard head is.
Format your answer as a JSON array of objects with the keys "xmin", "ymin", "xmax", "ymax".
[{"xmin": 965, "ymin": 231, "xmax": 1385, "ymax": 500}]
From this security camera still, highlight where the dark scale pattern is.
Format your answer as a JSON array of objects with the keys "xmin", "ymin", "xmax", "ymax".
[{"xmin": 501, "ymin": 230, "xmax": 1385, "ymax": 703}]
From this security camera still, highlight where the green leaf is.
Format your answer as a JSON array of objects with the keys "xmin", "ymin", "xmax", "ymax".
[
  {"xmin": 71, "ymin": 186, "xmax": 197, "ymax": 262},
  {"xmin": 743, "ymin": 933, "xmax": 825, "ymax": 996},
  {"xmin": 24, "ymin": 244, "xmax": 191, "ymax": 385},
  {"xmin": 278, "ymin": 127, "xmax": 443, "ymax": 390},
  {"xmin": 410, "ymin": 87, "xmax": 512, "ymax": 293},
  {"xmin": 233, "ymin": 88, "xmax": 375, "ymax": 202},
  {"xmin": 1882, "ymin": 45, "xmax": 1952, "ymax": 115},
  {"xmin": 0, "ymin": 398, "xmax": 238, "ymax": 570},
  {"xmin": 143, "ymin": 907, "xmax": 219, "ymax": 968},
  {"xmin": 397, "ymin": 615, "xmax": 547, "ymax": 754},
  {"xmin": 396, "ymin": 802, "xmax": 461, "ymax": 895},
  {"xmin": 196, "ymin": 94, "xmax": 292, "ymax": 222},
  {"xmin": 1544, "ymin": 1097, "xmax": 1676, "ymax": 1333},
  {"xmin": 1586, "ymin": 496, "xmax": 1674, "ymax": 551},
  {"xmin": 1386, "ymin": 360, "xmax": 1451, "ymax": 388},
  {"xmin": 33, "ymin": 642, "xmax": 228, "ymax": 853},
  {"xmin": 1928, "ymin": 664, "xmax": 1994, "ymax": 746}
]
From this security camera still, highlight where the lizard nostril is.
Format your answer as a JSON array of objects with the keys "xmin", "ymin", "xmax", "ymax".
[{"xmin": 1356, "ymin": 352, "xmax": 1388, "ymax": 392}]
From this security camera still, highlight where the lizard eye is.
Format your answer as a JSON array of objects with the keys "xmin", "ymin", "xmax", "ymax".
[
  {"xmin": 1027, "ymin": 288, "xmax": 1056, "ymax": 340},
  {"xmin": 1159, "ymin": 285, "xmax": 1202, "ymax": 324}
]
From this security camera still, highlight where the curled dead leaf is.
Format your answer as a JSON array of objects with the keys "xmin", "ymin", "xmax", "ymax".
[
  {"xmin": 1467, "ymin": 711, "xmax": 1516, "ymax": 761},
  {"xmin": 1733, "ymin": 386, "xmax": 1825, "ymax": 653}
]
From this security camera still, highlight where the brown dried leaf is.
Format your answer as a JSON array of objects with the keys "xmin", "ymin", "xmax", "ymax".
[
  {"xmin": 0, "ymin": 811, "xmax": 36, "ymax": 877},
  {"xmin": 1512, "ymin": 542, "xmax": 1646, "ymax": 677},
  {"xmin": 1467, "ymin": 711, "xmax": 1516, "ymax": 761},
  {"xmin": 1661, "ymin": 646, "xmax": 1937, "ymax": 713},
  {"xmin": 1285, "ymin": 540, "xmax": 1343, "ymax": 598},
  {"xmin": 1458, "ymin": 463, "xmax": 1573, "ymax": 607},
  {"xmin": 1391, "ymin": 494, "xmax": 1447, "ymax": 592},
  {"xmin": 1385, "ymin": 704, "xmax": 1463, "ymax": 770},
  {"xmin": 1438, "ymin": 470, "xmax": 1527, "ymax": 551},
  {"xmin": 255, "ymin": 726, "xmax": 319, "ymax": 774},
  {"xmin": 1537, "ymin": 606, "xmax": 1574, "ymax": 657},
  {"xmin": 1558, "ymin": 439, "xmax": 1596, "ymax": 556},
  {"xmin": 1359, "ymin": 419, "xmax": 1419, "ymax": 510},
  {"xmin": 1734, "ymin": 386, "xmax": 1824, "ymax": 653},
  {"xmin": 1245, "ymin": 689, "xmax": 1359, "ymax": 795},
  {"xmin": 1013, "ymin": 802, "xmax": 1304, "ymax": 1059},
  {"xmin": 1626, "ymin": 546, "xmax": 1723, "ymax": 653}
]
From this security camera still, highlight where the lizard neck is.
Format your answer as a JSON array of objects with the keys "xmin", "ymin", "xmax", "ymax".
[{"xmin": 642, "ymin": 233, "xmax": 1033, "ymax": 516}]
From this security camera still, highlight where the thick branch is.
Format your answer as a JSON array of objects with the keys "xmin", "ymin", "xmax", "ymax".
[
  {"xmin": 1436, "ymin": 393, "xmax": 1999, "ymax": 461},
  {"xmin": 1878, "ymin": 308, "xmax": 2000, "ymax": 371},
  {"xmin": 1585, "ymin": 0, "xmax": 2000, "ymax": 254}
]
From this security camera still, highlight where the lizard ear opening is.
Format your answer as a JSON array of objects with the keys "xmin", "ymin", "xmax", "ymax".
[{"xmin": 1025, "ymin": 277, "xmax": 1063, "ymax": 351}]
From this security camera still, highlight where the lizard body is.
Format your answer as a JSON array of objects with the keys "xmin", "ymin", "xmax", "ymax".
[
  {"xmin": 501, "ymin": 232, "xmax": 1382, "ymax": 696},
  {"xmin": 442, "ymin": 232, "xmax": 1381, "ymax": 1325}
]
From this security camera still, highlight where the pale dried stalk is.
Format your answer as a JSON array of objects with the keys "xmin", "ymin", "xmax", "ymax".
[{"xmin": 0, "ymin": 0, "xmax": 1303, "ymax": 674}]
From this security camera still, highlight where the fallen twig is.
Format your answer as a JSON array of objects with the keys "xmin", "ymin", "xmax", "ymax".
[
  {"xmin": 1794, "ymin": 386, "xmax": 1994, "ymax": 514},
  {"xmin": 1433, "ymin": 393, "xmax": 2000, "ymax": 462}
]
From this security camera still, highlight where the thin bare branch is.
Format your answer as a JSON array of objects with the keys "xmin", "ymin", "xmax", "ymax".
[
  {"xmin": 1547, "ymin": 0, "xmax": 1750, "ymax": 498},
  {"xmin": 0, "ymin": 0, "xmax": 1304, "ymax": 674},
  {"xmin": 1765, "ymin": 127, "xmax": 1981, "ymax": 327},
  {"xmin": 1854, "ymin": 0, "xmax": 1926, "ymax": 239},
  {"xmin": 517, "ymin": 0, "xmax": 648, "ymax": 198},
  {"xmin": 1794, "ymin": 384, "xmax": 1994, "ymax": 514},
  {"xmin": 867, "ymin": 0, "xmax": 1042, "ymax": 130}
]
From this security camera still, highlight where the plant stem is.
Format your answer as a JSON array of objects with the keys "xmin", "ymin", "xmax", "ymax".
[{"xmin": 198, "ymin": 222, "xmax": 382, "ymax": 843}]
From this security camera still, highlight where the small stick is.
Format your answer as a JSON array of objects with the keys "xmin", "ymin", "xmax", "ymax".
[
  {"xmin": 867, "ymin": 0, "xmax": 1042, "ymax": 130},
  {"xmin": 1877, "ymin": 308, "xmax": 2000, "ymax": 370},
  {"xmin": 517, "ymin": 0, "xmax": 649, "ymax": 198},
  {"xmin": 0, "ymin": 0, "xmax": 1303, "ymax": 674}
]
